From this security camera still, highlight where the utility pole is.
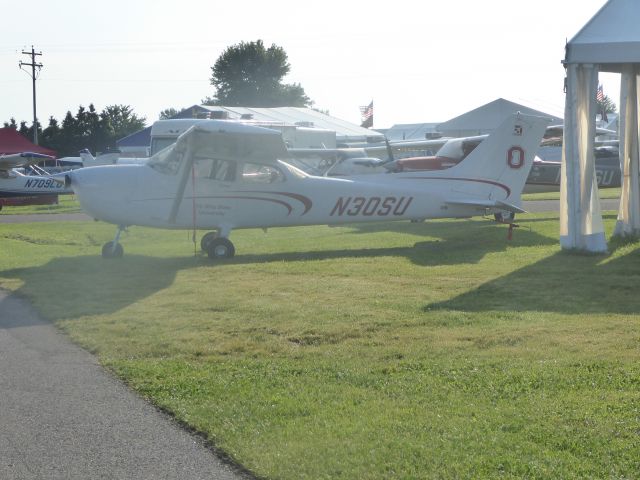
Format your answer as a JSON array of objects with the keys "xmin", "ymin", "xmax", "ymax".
[{"xmin": 19, "ymin": 46, "xmax": 43, "ymax": 145}]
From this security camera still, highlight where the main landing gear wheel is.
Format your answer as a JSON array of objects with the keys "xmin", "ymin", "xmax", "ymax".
[
  {"xmin": 102, "ymin": 241, "xmax": 124, "ymax": 259},
  {"xmin": 206, "ymin": 237, "xmax": 235, "ymax": 259},
  {"xmin": 200, "ymin": 231, "xmax": 218, "ymax": 251}
]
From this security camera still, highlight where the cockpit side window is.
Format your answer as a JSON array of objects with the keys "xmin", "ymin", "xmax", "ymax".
[{"xmin": 193, "ymin": 157, "xmax": 237, "ymax": 181}]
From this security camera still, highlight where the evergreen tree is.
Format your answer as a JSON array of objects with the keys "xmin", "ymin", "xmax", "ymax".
[
  {"xmin": 3, "ymin": 103, "xmax": 146, "ymax": 156},
  {"xmin": 3, "ymin": 118, "xmax": 18, "ymax": 130}
]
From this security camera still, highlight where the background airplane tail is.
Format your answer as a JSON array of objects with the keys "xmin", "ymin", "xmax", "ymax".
[
  {"xmin": 79, "ymin": 149, "xmax": 96, "ymax": 166},
  {"xmin": 443, "ymin": 113, "xmax": 551, "ymax": 203}
]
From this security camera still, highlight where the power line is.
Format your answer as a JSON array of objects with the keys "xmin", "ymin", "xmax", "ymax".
[{"xmin": 19, "ymin": 46, "xmax": 43, "ymax": 145}]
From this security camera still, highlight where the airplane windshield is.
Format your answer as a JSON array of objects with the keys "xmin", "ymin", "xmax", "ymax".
[
  {"xmin": 148, "ymin": 144, "xmax": 182, "ymax": 175},
  {"xmin": 278, "ymin": 160, "xmax": 309, "ymax": 179},
  {"xmin": 436, "ymin": 139, "xmax": 465, "ymax": 160},
  {"xmin": 436, "ymin": 136, "xmax": 485, "ymax": 161}
]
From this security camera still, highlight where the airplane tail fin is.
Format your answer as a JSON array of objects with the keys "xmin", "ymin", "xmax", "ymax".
[
  {"xmin": 440, "ymin": 113, "xmax": 551, "ymax": 204},
  {"xmin": 79, "ymin": 149, "xmax": 96, "ymax": 166}
]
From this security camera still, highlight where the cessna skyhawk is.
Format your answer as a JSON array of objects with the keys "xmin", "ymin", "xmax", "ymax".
[{"xmin": 62, "ymin": 112, "xmax": 550, "ymax": 259}]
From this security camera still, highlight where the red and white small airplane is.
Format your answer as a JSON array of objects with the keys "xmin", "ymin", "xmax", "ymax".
[{"xmin": 62, "ymin": 112, "xmax": 550, "ymax": 259}]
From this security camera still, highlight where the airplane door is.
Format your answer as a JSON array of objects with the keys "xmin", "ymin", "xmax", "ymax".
[{"xmin": 189, "ymin": 157, "xmax": 238, "ymax": 226}]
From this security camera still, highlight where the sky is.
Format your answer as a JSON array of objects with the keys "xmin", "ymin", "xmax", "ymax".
[{"xmin": 1, "ymin": 0, "xmax": 614, "ymax": 130}]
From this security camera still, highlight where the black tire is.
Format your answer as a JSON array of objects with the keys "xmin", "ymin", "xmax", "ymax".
[
  {"xmin": 206, "ymin": 237, "xmax": 235, "ymax": 259},
  {"xmin": 200, "ymin": 231, "xmax": 218, "ymax": 251},
  {"xmin": 102, "ymin": 241, "xmax": 124, "ymax": 258},
  {"xmin": 494, "ymin": 211, "xmax": 515, "ymax": 223}
]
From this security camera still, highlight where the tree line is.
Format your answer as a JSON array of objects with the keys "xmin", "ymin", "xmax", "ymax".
[{"xmin": 3, "ymin": 104, "xmax": 146, "ymax": 157}]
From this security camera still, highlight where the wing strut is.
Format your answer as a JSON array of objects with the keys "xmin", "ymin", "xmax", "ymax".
[{"xmin": 168, "ymin": 148, "xmax": 195, "ymax": 224}]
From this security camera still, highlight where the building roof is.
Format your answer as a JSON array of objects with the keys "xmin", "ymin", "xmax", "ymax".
[
  {"xmin": 383, "ymin": 123, "xmax": 443, "ymax": 141},
  {"xmin": 0, "ymin": 128, "xmax": 56, "ymax": 156},
  {"xmin": 436, "ymin": 98, "xmax": 563, "ymax": 135},
  {"xmin": 116, "ymin": 126, "xmax": 151, "ymax": 148},
  {"xmin": 566, "ymin": 0, "xmax": 640, "ymax": 69}
]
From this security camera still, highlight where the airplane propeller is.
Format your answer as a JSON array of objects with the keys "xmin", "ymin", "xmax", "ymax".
[{"xmin": 385, "ymin": 137, "xmax": 395, "ymax": 163}]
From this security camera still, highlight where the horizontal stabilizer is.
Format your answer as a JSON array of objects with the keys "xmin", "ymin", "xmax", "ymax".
[{"xmin": 445, "ymin": 199, "xmax": 526, "ymax": 214}]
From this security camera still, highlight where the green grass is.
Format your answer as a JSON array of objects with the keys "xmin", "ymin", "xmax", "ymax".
[
  {"xmin": 522, "ymin": 187, "xmax": 621, "ymax": 201},
  {"xmin": 1, "ymin": 212, "xmax": 639, "ymax": 479}
]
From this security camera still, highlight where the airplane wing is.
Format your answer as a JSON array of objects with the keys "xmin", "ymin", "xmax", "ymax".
[
  {"xmin": 178, "ymin": 122, "xmax": 289, "ymax": 162},
  {"xmin": 0, "ymin": 152, "xmax": 54, "ymax": 172},
  {"xmin": 445, "ymin": 199, "xmax": 526, "ymax": 214}
]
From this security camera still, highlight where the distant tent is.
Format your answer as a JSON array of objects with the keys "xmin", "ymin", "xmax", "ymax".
[
  {"xmin": 0, "ymin": 128, "xmax": 56, "ymax": 156},
  {"xmin": 562, "ymin": 0, "xmax": 640, "ymax": 252},
  {"xmin": 437, "ymin": 98, "xmax": 562, "ymax": 137}
]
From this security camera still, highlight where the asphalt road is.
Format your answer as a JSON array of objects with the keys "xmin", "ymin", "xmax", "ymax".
[
  {"xmin": 0, "ymin": 212, "xmax": 92, "ymax": 223},
  {"xmin": 0, "ymin": 290, "xmax": 249, "ymax": 480},
  {"xmin": 523, "ymin": 198, "xmax": 618, "ymax": 213}
]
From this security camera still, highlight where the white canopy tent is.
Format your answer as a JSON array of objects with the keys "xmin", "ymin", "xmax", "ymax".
[{"xmin": 562, "ymin": 0, "xmax": 640, "ymax": 251}]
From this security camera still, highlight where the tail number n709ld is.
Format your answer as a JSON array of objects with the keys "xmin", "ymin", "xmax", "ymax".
[{"xmin": 330, "ymin": 196, "xmax": 413, "ymax": 217}]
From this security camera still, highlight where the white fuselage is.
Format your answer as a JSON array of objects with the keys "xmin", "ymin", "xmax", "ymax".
[{"xmin": 69, "ymin": 162, "xmax": 504, "ymax": 231}]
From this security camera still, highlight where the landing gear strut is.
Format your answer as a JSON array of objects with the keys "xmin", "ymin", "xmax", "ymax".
[
  {"xmin": 493, "ymin": 211, "xmax": 518, "ymax": 240},
  {"xmin": 102, "ymin": 226, "xmax": 125, "ymax": 259}
]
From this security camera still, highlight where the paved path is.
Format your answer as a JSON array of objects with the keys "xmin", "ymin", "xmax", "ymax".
[
  {"xmin": 0, "ymin": 213, "xmax": 91, "ymax": 223},
  {"xmin": 523, "ymin": 198, "xmax": 618, "ymax": 213},
  {"xmin": 0, "ymin": 290, "xmax": 249, "ymax": 480}
]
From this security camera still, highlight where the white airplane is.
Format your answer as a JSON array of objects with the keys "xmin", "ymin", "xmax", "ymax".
[
  {"xmin": 61, "ymin": 113, "xmax": 550, "ymax": 259},
  {"xmin": 0, "ymin": 152, "xmax": 73, "ymax": 204}
]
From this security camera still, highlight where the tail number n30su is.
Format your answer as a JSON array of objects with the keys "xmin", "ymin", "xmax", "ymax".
[{"xmin": 330, "ymin": 196, "xmax": 413, "ymax": 217}]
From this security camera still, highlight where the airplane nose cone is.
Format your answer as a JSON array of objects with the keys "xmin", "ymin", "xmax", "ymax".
[{"xmin": 70, "ymin": 165, "xmax": 140, "ymax": 223}]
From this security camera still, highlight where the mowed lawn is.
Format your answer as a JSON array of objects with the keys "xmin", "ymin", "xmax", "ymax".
[{"xmin": 0, "ymin": 211, "xmax": 638, "ymax": 479}]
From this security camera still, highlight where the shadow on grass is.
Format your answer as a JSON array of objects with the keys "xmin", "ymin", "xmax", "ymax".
[
  {"xmin": 425, "ymin": 243, "xmax": 640, "ymax": 314},
  {"xmin": 235, "ymin": 221, "xmax": 557, "ymax": 267},
  {"xmin": 0, "ymin": 255, "xmax": 200, "ymax": 326},
  {"xmin": 0, "ymin": 220, "xmax": 557, "ymax": 325}
]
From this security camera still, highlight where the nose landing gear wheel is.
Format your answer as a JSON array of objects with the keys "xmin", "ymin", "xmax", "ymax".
[
  {"xmin": 102, "ymin": 241, "xmax": 124, "ymax": 258},
  {"xmin": 206, "ymin": 237, "xmax": 235, "ymax": 259}
]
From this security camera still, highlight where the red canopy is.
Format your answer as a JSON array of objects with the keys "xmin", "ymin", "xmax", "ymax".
[{"xmin": 0, "ymin": 128, "xmax": 56, "ymax": 156}]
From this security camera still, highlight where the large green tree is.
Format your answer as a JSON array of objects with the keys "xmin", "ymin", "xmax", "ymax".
[{"xmin": 207, "ymin": 40, "xmax": 311, "ymax": 107}]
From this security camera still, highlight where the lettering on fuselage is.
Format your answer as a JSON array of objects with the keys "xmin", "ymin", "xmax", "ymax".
[
  {"xmin": 330, "ymin": 196, "xmax": 413, "ymax": 217},
  {"xmin": 23, "ymin": 178, "xmax": 62, "ymax": 190}
]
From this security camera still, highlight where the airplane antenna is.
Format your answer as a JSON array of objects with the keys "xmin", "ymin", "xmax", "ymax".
[{"xmin": 19, "ymin": 46, "xmax": 43, "ymax": 145}]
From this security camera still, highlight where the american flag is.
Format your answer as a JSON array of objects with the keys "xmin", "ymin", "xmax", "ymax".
[
  {"xmin": 359, "ymin": 101, "xmax": 373, "ymax": 128},
  {"xmin": 596, "ymin": 84, "xmax": 604, "ymax": 102}
]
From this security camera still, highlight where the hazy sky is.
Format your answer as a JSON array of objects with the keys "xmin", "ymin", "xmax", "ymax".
[{"xmin": 1, "ymin": 0, "xmax": 612, "ymax": 129}]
